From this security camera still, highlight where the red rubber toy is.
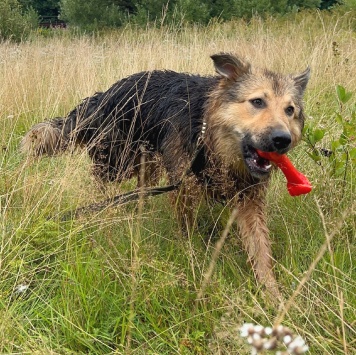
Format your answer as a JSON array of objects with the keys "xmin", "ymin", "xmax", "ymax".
[{"xmin": 256, "ymin": 150, "xmax": 312, "ymax": 196}]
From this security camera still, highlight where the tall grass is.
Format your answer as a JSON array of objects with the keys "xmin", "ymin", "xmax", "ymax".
[{"xmin": 0, "ymin": 9, "xmax": 355, "ymax": 354}]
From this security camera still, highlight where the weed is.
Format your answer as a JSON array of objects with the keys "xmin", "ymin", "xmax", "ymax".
[{"xmin": 303, "ymin": 85, "xmax": 355, "ymax": 186}]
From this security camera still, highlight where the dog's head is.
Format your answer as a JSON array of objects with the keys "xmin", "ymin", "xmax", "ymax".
[{"xmin": 208, "ymin": 53, "xmax": 310, "ymax": 179}]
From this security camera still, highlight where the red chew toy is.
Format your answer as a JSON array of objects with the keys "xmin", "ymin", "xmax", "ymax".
[{"xmin": 256, "ymin": 150, "xmax": 312, "ymax": 196}]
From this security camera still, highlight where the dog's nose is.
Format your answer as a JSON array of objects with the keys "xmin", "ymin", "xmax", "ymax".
[{"xmin": 271, "ymin": 130, "xmax": 291, "ymax": 151}]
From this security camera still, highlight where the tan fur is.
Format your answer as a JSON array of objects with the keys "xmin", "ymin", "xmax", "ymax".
[
  {"xmin": 21, "ymin": 122, "xmax": 62, "ymax": 156},
  {"xmin": 205, "ymin": 70, "xmax": 304, "ymax": 175},
  {"xmin": 194, "ymin": 57, "xmax": 309, "ymax": 299}
]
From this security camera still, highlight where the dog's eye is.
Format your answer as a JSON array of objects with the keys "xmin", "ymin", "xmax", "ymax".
[
  {"xmin": 250, "ymin": 98, "xmax": 265, "ymax": 108},
  {"xmin": 285, "ymin": 106, "xmax": 295, "ymax": 116}
]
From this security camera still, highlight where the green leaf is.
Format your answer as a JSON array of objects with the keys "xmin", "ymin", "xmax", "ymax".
[
  {"xmin": 192, "ymin": 330, "xmax": 205, "ymax": 340},
  {"xmin": 335, "ymin": 112, "xmax": 343, "ymax": 125},
  {"xmin": 302, "ymin": 126, "xmax": 310, "ymax": 135},
  {"xmin": 339, "ymin": 133, "xmax": 348, "ymax": 145},
  {"xmin": 308, "ymin": 136, "xmax": 315, "ymax": 146},
  {"xmin": 343, "ymin": 92, "xmax": 352, "ymax": 103},
  {"xmin": 341, "ymin": 152, "xmax": 348, "ymax": 161},
  {"xmin": 331, "ymin": 140, "xmax": 341, "ymax": 151},
  {"xmin": 351, "ymin": 109, "xmax": 356, "ymax": 124},
  {"xmin": 336, "ymin": 85, "xmax": 346, "ymax": 101},
  {"xmin": 336, "ymin": 85, "xmax": 353, "ymax": 104},
  {"xmin": 349, "ymin": 148, "xmax": 356, "ymax": 160},
  {"xmin": 313, "ymin": 128, "xmax": 325, "ymax": 142},
  {"xmin": 307, "ymin": 151, "xmax": 321, "ymax": 162},
  {"xmin": 334, "ymin": 160, "xmax": 346, "ymax": 176}
]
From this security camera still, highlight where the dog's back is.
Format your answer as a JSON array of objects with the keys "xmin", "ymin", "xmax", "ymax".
[{"xmin": 22, "ymin": 70, "xmax": 216, "ymax": 182}]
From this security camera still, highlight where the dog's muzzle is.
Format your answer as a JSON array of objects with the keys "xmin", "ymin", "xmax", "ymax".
[
  {"xmin": 243, "ymin": 145, "xmax": 273, "ymax": 177},
  {"xmin": 242, "ymin": 130, "xmax": 292, "ymax": 178}
]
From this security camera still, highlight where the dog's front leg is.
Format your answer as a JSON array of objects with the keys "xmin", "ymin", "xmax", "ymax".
[{"xmin": 235, "ymin": 190, "xmax": 281, "ymax": 299}]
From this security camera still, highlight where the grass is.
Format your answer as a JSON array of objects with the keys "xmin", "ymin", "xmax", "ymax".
[{"xmin": 0, "ymin": 8, "xmax": 355, "ymax": 354}]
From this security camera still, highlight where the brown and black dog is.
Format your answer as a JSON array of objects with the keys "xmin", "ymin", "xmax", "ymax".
[{"xmin": 21, "ymin": 53, "xmax": 310, "ymax": 297}]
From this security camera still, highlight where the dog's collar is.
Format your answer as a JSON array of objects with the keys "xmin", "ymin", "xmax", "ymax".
[{"xmin": 189, "ymin": 119, "xmax": 207, "ymax": 174}]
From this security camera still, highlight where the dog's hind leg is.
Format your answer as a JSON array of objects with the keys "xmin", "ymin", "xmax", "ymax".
[
  {"xmin": 235, "ymin": 189, "xmax": 281, "ymax": 301},
  {"xmin": 135, "ymin": 146, "xmax": 162, "ymax": 188}
]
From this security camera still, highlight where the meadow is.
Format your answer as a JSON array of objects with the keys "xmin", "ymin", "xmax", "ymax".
[{"xmin": 0, "ymin": 9, "xmax": 355, "ymax": 354}]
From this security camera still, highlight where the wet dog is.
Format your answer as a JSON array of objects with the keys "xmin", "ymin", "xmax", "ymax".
[{"xmin": 21, "ymin": 53, "xmax": 310, "ymax": 297}]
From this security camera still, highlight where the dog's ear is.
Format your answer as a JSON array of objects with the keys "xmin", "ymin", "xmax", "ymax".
[
  {"xmin": 293, "ymin": 67, "xmax": 310, "ymax": 95},
  {"xmin": 211, "ymin": 53, "xmax": 250, "ymax": 81}
]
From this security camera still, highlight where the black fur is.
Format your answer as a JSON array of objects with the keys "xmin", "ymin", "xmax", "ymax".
[{"xmin": 62, "ymin": 70, "xmax": 218, "ymax": 182}]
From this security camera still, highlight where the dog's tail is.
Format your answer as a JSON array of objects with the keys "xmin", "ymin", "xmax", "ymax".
[
  {"xmin": 21, "ymin": 93, "xmax": 103, "ymax": 157},
  {"xmin": 21, "ymin": 117, "xmax": 69, "ymax": 157}
]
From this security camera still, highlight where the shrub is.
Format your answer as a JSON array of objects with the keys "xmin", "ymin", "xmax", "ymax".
[
  {"xmin": 60, "ymin": 0, "xmax": 126, "ymax": 30},
  {"xmin": 0, "ymin": 0, "xmax": 38, "ymax": 42},
  {"xmin": 303, "ymin": 85, "xmax": 355, "ymax": 182},
  {"xmin": 58, "ymin": 0, "xmax": 345, "ymax": 29}
]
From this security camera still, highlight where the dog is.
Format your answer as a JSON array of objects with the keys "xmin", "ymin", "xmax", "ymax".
[{"xmin": 21, "ymin": 53, "xmax": 310, "ymax": 298}]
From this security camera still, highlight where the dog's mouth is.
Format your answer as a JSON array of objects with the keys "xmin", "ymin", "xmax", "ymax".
[{"xmin": 243, "ymin": 145, "xmax": 272, "ymax": 177}]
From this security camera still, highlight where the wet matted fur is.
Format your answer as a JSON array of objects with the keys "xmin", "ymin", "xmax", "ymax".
[{"xmin": 21, "ymin": 53, "xmax": 310, "ymax": 298}]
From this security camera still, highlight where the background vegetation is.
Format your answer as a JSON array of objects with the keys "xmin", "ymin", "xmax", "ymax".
[
  {"xmin": 0, "ymin": 5, "xmax": 355, "ymax": 355},
  {"xmin": 1, "ymin": 0, "xmax": 352, "ymax": 41}
]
